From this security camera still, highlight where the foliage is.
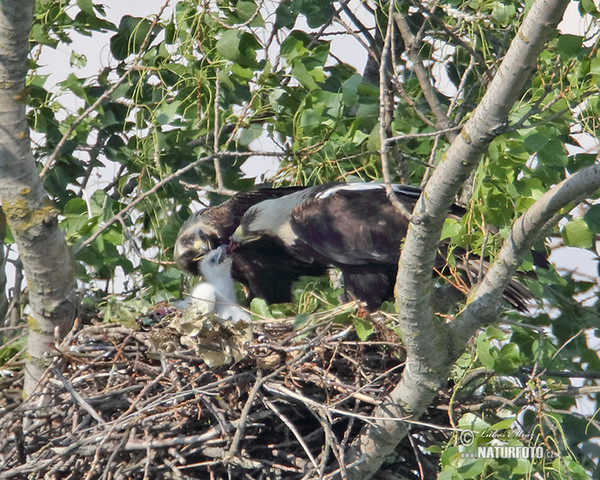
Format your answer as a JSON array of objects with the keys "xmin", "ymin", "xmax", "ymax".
[{"xmin": 0, "ymin": 0, "xmax": 599, "ymax": 478}]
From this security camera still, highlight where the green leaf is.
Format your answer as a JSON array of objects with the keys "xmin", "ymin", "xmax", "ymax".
[
  {"xmin": 274, "ymin": 1, "xmax": 299, "ymax": 28},
  {"xmin": 155, "ymin": 100, "xmax": 181, "ymax": 124},
  {"xmin": 441, "ymin": 217, "xmax": 462, "ymax": 240},
  {"xmin": 353, "ymin": 317, "xmax": 374, "ymax": 341},
  {"xmin": 562, "ymin": 218, "xmax": 594, "ymax": 248},
  {"xmin": 238, "ymin": 124, "xmax": 263, "ymax": 146},
  {"xmin": 557, "ymin": 34, "xmax": 583, "ymax": 57},
  {"xmin": 292, "ymin": 61, "xmax": 318, "ymax": 90},
  {"xmin": 236, "ymin": 1, "xmax": 263, "ymax": 26},
  {"xmin": 294, "ymin": 313, "xmax": 310, "ymax": 329},
  {"xmin": 580, "ymin": 0, "xmax": 599, "ymax": 16},
  {"xmin": 59, "ymin": 73, "xmax": 87, "ymax": 99},
  {"xmin": 537, "ymin": 138, "xmax": 568, "ymax": 166},
  {"xmin": 342, "ymin": 74, "xmax": 362, "ymax": 106},
  {"xmin": 250, "ymin": 298, "xmax": 273, "ymax": 319},
  {"xmin": 584, "ymin": 205, "xmax": 600, "ymax": 234},
  {"xmin": 77, "ymin": 0, "xmax": 95, "ymax": 15},
  {"xmin": 110, "ymin": 16, "xmax": 152, "ymax": 61},
  {"xmin": 216, "ymin": 29, "xmax": 242, "ymax": 60},
  {"xmin": 489, "ymin": 417, "xmax": 516, "ymax": 430},
  {"xmin": 491, "ymin": 2, "xmax": 516, "ymax": 25},
  {"xmin": 591, "ymin": 56, "xmax": 600, "ymax": 76},
  {"xmin": 523, "ymin": 132, "xmax": 549, "ymax": 153}
]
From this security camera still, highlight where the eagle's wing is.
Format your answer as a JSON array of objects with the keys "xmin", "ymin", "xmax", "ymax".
[{"xmin": 289, "ymin": 184, "xmax": 419, "ymax": 265}]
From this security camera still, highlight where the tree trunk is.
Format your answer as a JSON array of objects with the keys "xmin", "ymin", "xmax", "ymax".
[
  {"xmin": 0, "ymin": 0, "xmax": 78, "ymax": 395},
  {"xmin": 341, "ymin": 1, "xmax": 571, "ymax": 478}
]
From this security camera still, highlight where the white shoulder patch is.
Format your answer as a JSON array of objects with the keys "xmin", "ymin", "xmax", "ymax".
[
  {"xmin": 315, "ymin": 183, "xmax": 422, "ymax": 200},
  {"xmin": 315, "ymin": 183, "xmax": 384, "ymax": 200},
  {"xmin": 391, "ymin": 184, "xmax": 422, "ymax": 198}
]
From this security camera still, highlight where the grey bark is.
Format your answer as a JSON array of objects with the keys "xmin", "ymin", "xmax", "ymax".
[
  {"xmin": 0, "ymin": 0, "xmax": 78, "ymax": 395},
  {"xmin": 340, "ymin": 1, "xmax": 572, "ymax": 478},
  {"xmin": 0, "ymin": 208, "xmax": 7, "ymax": 324}
]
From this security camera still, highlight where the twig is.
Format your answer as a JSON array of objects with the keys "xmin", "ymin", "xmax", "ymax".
[
  {"xmin": 393, "ymin": 12, "xmax": 456, "ymax": 142},
  {"xmin": 378, "ymin": 2, "xmax": 413, "ymax": 220},
  {"xmin": 50, "ymin": 367, "xmax": 106, "ymax": 426},
  {"xmin": 385, "ymin": 125, "xmax": 462, "ymax": 145},
  {"xmin": 264, "ymin": 398, "xmax": 320, "ymax": 473},
  {"xmin": 213, "ymin": 70, "xmax": 224, "ymax": 190},
  {"xmin": 227, "ymin": 370, "xmax": 263, "ymax": 458},
  {"xmin": 520, "ymin": 366, "xmax": 600, "ymax": 380}
]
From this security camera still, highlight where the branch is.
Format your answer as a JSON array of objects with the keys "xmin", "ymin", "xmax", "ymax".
[
  {"xmin": 379, "ymin": 2, "xmax": 413, "ymax": 219},
  {"xmin": 39, "ymin": 0, "xmax": 171, "ymax": 178},
  {"xmin": 393, "ymin": 11, "xmax": 456, "ymax": 143},
  {"xmin": 448, "ymin": 162, "xmax": 600, "ymax": 346},
  {"xmin": 74, "ymin": 151, "xmax": 283, "ymax": 255}
]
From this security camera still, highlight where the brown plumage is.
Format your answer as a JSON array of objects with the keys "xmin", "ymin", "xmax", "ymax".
[
  {"xmin": 174, "ymin": 186, "xmax": 327, "ymax": 303},
  {"xmin": 231, "ymin": 183, "xmax": 541, "ymax": 311}
]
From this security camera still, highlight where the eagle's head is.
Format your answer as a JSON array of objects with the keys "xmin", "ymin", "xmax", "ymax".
[
  {"xmin": 174, "ymin": 213, "xmax": 219, "ymax": 275},
  {"xmin": 229, "ymin": 194, "xmax": 303, "ymax": 250},
  {"xmin": 229, "ymin": 206, "xmax": 264, "ymax": 249}
]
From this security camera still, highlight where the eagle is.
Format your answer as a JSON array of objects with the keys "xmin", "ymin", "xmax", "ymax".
[
  {"xmin": 189, "ymin": 245, "xmax": 250, "ymax": 324},
  {"xmin": 230, "ymin": 183, "xmax": 535, "ymax": 311},
  {"xmin": 174, "ymin": 186, "xmax": 328, "ymax": 303}
]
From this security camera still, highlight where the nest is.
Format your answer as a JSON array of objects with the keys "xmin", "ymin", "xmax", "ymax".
[{"xmin": 0, "ymin": 305, "xmax": 448, "ymax": 479}]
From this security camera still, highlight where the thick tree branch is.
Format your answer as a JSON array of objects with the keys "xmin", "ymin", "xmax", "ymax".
[
  {"xmin": 449, "ymin": 163, "xmax": 600, "ymax": 346},
  {"xmin": 341, "ymin": 1, "xmax": 571, "ymax": 478}
]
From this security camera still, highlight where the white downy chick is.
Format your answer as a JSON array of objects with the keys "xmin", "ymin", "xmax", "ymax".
[{"xmin": 190, "ymin": 245, "xmax": 250, "ymax": 324}]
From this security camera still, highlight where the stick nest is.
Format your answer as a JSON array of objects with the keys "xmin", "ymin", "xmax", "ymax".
[{"xmin": 0, "ymin": 305, "xmax": 448, "ymax": 479}]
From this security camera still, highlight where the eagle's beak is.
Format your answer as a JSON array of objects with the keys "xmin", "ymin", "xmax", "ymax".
[
  {"xmin": 230, "ymin": 226, "xmax": 245, "ymax": 245},
  {"xmin": 230, "ymin": 225, "xmax": 261, "ymax": 248},
  {"xmin": 192, "ymin": 239, "xmax": 210, "ymax": 260},
  {"xmin": 215, "ymin": 245, "xmax": 228, "ymax": 265},
  {"xmin": 228, "ymin": 226, "xmax": 250, "ymax": 253}
]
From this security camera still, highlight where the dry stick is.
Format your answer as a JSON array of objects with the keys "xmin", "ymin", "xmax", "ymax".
[
  {"xmin": 264, "ymin": 398, "xmax": 320, "ymax": 473},
  {"xmin": 385, "ymin": 126, "xmax": 462, "ymax": 145},
  {"xmin": 40, "ymin": 0, "xmax": 172, "ymax": 178},
  {"xmin": 407, "ymin": 432, "xmax": 426, "ymax": 480},
  {"xmin": 227, "ymin": 334, "xmax": 336, "ymax": 458},
  {"xmin": 6, "ymin": 258, "xmax": 23, "ymax": 335},
  {"xmin": 0, "ymin": 460, "xmax": 56, "ymax": 480},
  {"xmin": 213, "ymin": 71, "xmax": 224, "ymax": 191},
  {"xmin": 328, "ymin": 423, "xmax": 349, "ymax": 480},
  {"xmin": 116, "ymin": 216, "xmax": 167, "ymax": 266},
  {"xmin": 179, "ymin": 180, "xmax": 237, "ymax": 197},
  {"xmin": 314, "ymin": 410, "xmax": 335, "ymax": 480},
  {"xmin": 263, "ymin": 382, "xmax": 463, "ymax": 432},
  {"xmin": 520, "ymin": 367, "xmax": 600, "ymax": 380},
  {"xmin": 226, "ymin": 370, "xmax": 263, "ymax": 458},
  {"xmin": 50, "ymin": 367, "xmax": 106, "ymax": 426},
  {"xmin": 101, "ymin": 427, "xmax": 133, "ymax": 480},
  {"xmin": 336, "ymin": 0, "xmax": 376, "ymax": 47},
  {"xmin": 393, "ymin": 12, "xmax": 456, "ymax": 143},
  {"xmin": 330, "ymin": 362, "xmax": 405, "ymax": 408}
]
